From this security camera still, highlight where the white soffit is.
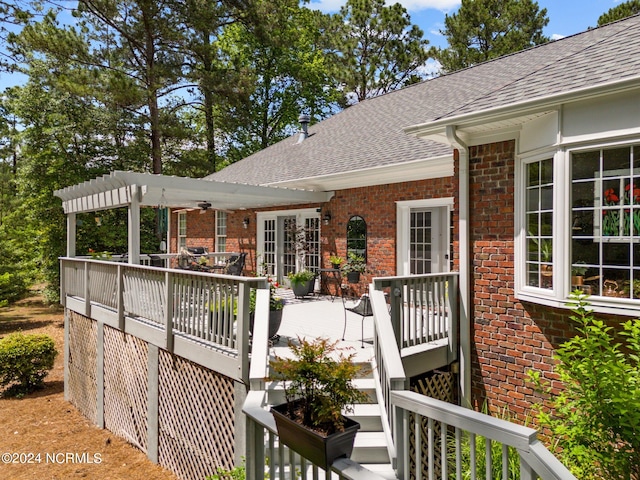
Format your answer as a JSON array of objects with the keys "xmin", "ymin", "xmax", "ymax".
[{"xmin": 54, "ymin": 171, "xmax": 334, "ymax": 214}]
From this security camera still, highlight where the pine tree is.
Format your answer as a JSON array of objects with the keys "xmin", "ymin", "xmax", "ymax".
[
  {"xmin": 598, "ymin": 0, "xmax": 640, "ymax": 26},
  {"xmin": 435, "ymin": 0, "xmax": 549, "ymax": 73}
]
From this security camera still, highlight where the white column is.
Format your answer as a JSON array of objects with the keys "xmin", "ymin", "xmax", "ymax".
[
  {"xmin": 128, "ymin": 185, "xmax": 141, "ymax": 264},
  {"xmin": 67, "ymin": 212, "xmax": 77, "ymax": 257}
]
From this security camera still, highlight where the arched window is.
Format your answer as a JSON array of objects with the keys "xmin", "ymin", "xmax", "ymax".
[{"xmin": 346, "ymin": 215, "xmax": 367, "ymax": 260}]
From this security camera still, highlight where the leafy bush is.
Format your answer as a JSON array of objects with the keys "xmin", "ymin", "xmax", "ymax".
[
  {"xmin": 0, "ymin": 271, "xmax": 27, "ymax": 307},
  {"xmin": 0, "ymin": 333, "xmax": 57, "ymax": 396},
  {"xmin": 529, "ymin": 292, "xmax": 640, "ymax": 479}
]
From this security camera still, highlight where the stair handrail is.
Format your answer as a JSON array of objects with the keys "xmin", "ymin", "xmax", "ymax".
[
  {"xmin": 391, "ymin": 391, "xmax": 577, "ymax": 480},
  {"xmin": 369, "ymin": 284, "xmax": 407, "ymax": 467}
]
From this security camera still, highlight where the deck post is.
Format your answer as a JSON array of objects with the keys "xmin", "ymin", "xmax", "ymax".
[
  {"xmin": 63, "ymin": 310, "xmax": 70, "ymax": 401},
  {"xmin": 164, "ymin": 270, "xmax": 174, "ymax": 353},
  {"xmin": 96, "ymin": 320, "xmax": 105, "ymax": 428},
  {"xmin": 117, "ymin": 264, "xmax": 124, "ymax": 330},
  {"xmin": 390, "ymin": 279, "xmax": 403, "ymax": 349},
  {"xmin": 234, "ymin": 381, "xmax": 247, "ymax": 465},
  {"xmin": 147, "ymin": 344, "xmax": 159, "ymax": 464},
  {"xmin": 84, "ymin": 261, "xmax": 90, "ymax": 317}
]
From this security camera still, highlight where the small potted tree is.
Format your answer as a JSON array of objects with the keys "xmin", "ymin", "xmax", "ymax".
[
  {"xmin": 342, "ymin": 253, "xmax": 366, "ymax": 283},
  {"xmin": 269, "ymin": 337, "xmax": 367, "ymax": 470}
]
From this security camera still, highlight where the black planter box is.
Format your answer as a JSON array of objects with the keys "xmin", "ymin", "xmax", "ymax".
[{"xmin": 271, "ymin": 401, "xmax": 360, "ymax": 470}]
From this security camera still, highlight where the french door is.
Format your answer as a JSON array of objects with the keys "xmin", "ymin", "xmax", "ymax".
[
  {"xmin": 258, "ymin": 209, "xmax": 321, "ymax": 283},
  {"xmin": 397, "ymin": 199, "xmax": 453, "ymax": 276}
]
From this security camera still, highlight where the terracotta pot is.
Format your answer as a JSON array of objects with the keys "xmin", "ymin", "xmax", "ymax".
[{"xmin": 271, "ymin": 400, "xmax": 360, "ymax": 470}]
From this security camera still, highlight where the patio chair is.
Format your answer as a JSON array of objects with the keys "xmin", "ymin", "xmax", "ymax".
[
  {"xmin": 224, "ymin": 252, "xmax": 247, "ymax": 276},
  {"xmin": 341, "ymin": 286, "xmax": 373, "ymax": 348}
]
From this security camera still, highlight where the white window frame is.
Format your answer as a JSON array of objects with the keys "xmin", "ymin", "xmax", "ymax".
[
  {"xmin": 396, "ymin": 198, "xmax": 453, "ymax": 276},
  {"xmin": 216, "ymin": 211, "xmax": 227, "ymax": 252},
  {"xmin": 177, "ymin": 212, "xmax": 187, "ymax": 251},
  {"xmin": 516, "ymin": 139, "xmax": 640, "ymax": 316}
]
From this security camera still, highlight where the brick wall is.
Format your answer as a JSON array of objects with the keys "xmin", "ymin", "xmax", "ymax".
[
  {"xmin": 467, "ymin": 141, "xmax": 579, "ymax": 420},
  {"xmin": 172, "ymin": 176, "xmax": 456, "ymax": 289}
]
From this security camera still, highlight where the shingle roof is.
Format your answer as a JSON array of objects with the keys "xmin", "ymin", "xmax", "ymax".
[{"xmin": 208, "ymin": 15, "xmax": 640, "ymax": 187}]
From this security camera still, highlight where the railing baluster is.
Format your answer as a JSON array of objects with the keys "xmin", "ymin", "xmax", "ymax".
[
  {"xmin": 441, "ymin": 421, "xmax": 448, "ymax": 480},
  {"xmin": 486, "ymin": 438, "xmax": 492, "ymax": 480}
]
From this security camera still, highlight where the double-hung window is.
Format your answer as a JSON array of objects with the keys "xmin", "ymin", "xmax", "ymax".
[
  {"xmin": 178, "ymin": 212, "xmax": 187, "ymax": 251},
  {"xmin": 571, "ymin": 144, "xmax": 640, "ymax": 299},
  {"xmin": 216, "ymin": 211, "xmax": 227, "ymax": 252},
  {"xmin": 525, "ymin": 158, "xmax": 554, "ymax": 290}
]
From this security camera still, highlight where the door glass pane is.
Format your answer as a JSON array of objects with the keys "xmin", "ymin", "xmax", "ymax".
[
  {"xmin": 305, "ymin": 217, "xmax": 320, "ymax": 273},
  {"xmin": 410, "ymin": 210, "xmax": 432, "ymax": 275},
  {"xmin": 282, "ymin": 217, "xmax": 297, "ymax": 278},
  {"xmin": 263, "ymin": 219, "xmax": 276, "ymax": 276}
]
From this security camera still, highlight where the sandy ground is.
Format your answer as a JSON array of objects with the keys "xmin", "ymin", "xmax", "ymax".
[{"xmin": 0, "ymin": 292, "xmax": 178, "ymax": 480}]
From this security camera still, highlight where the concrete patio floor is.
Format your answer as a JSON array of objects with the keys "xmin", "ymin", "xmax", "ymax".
[{"xmin": 269, "ymin": 288, "xmax": 375, "ymax": 364}]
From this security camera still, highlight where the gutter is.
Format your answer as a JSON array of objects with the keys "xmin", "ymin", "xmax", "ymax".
[
  {"xmin": 446, "ymin": 126, "xmax": 472, "ymax": 409},
  {"xmin": 406, "ymin": 74, "xmax": 640, "ymax": 138}
]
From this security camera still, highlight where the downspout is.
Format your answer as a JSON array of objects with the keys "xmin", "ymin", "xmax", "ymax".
[{"xmin": 446, "ymin": 126, "xmax": 472, "ymax": 408}]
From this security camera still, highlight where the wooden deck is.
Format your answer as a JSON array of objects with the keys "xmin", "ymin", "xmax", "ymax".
[{"xmin": 270, "ymin": 289, "xmax": 376, "ymax": 364}]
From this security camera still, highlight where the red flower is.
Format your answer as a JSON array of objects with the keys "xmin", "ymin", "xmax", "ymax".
[{"xmin": 604, "ymin": 188, "xmax": 619, "ymax": 203}]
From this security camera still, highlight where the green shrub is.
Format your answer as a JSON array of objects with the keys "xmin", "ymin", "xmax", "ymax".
[
  {"xmin": 0, "ymin": 271, "xmax": 28, "ymax": 307},
  {"xmin": 529, "ymin": 292, "xmax": 640, "ymax": 479},
  {"xmin": 449, "ymin": 406, "xmax": 522, "ymax": 480},
  {"xmin": 0, "ymin": 333, "xmax": 57, "ymax": 396}
]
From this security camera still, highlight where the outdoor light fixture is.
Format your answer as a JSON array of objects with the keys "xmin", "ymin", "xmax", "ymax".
[
  {"xmin": 243, "ymin": 217, "xmax": 250, "ymax": 229},
  {"xmin": 323, "ymin": 212, "xmax": 332, "ymax": 225}
]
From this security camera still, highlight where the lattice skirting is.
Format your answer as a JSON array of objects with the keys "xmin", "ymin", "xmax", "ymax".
[
  {"xmin": 158, "ymin": 351, "xmax": 236, "ymax": 480},
  {"xmin": 409, "ymin": 369, "xmax": 455, "ymax": 480},
  {"xmin": 66, "ymin": 311, "xmax": 238, "ymax": 480},
  {"xmin": 68, "ymin": 311, "xmax": 98, "ymax": 423},
  {"xmin": 104, "ymin": 326, "xmax": 149, "ymax": 452}
]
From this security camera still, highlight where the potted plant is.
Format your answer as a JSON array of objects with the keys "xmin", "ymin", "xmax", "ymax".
[
  {"xmin": 288, "ymin": 270, "xmax": 316, "ymax": 298},
  {"xmin": 249, "ymin": 278, "xmax": 285, "ymax": 339},
  {"xmin": 269, "ymin": 337, "xmax": 367, "ymax": 470},
  {"xmin": 342, "ymin": 253, "xmax": 366, "ymax": 283},
  {"xmin": 329, "ymin": 255, "xmax": 343, "ymax": 270},
  {"xmin": 571, "ymin": 261, "xmax": 588, "ymax": 286}
]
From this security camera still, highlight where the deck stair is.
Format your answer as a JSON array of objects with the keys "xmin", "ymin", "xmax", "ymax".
[{"xmin": 265, "ymin": 360, "xmax": 397, "ymax": 479}]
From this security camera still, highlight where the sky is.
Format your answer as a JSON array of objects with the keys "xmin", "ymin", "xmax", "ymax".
[{"xmin": 0, "ymin": 0, "xmax": 627, "ymax": 92}]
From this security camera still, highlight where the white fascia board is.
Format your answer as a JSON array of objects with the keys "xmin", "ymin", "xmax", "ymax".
[
  {"xmin": 405, "ymin": 75, "xmax": 640, "ymax": 139},
  {"xmin": 265, "ymin": 154, "xmax": 454, "ymax": 191}
]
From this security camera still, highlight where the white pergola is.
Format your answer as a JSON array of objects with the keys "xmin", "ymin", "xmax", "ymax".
[{"xmin": 54, "ymin": 171, "xmax": 334, "ymax": 263}]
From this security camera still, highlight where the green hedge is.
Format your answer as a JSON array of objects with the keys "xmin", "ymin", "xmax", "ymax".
[
  {"xmin": 0, "ymin": 333, "xmax": 57, "ymax": 396},
  {"xmin": 0, "ymin": 272, "xmax": 27, "ymax": 307}
]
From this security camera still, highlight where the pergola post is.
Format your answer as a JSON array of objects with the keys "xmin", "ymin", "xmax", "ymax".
[
  {"xmin": 128, "ymin": 185, "xmax": 141, "ymax": 264},
  {"xmin": 67, "ymin": 212, "xmax": 76, "ymax": 257}
]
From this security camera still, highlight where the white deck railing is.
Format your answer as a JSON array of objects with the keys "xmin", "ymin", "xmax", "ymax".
[
  {"xmin": 76, "ymin": 251, "xmax": 237, "ymax": 269},
  {"xmin": 391, "ymin": 391, "xmax": 577, "ymax": 480},
  {"xmin": 60, "ymin": 257, "xmax": 269, "ymax": 383},
  {"xmin": 374, "ymin": 273, "xmax": 458, "ymax": 356}
]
